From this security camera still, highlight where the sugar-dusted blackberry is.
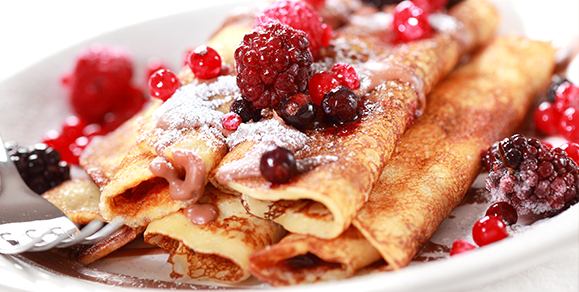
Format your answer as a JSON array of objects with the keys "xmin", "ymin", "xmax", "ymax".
[
  {"xmin": 234, "ymin": 22, "xmax": 313, "ymax": 109},
  {"xmin": 5, "ymin": 142, "xmax": 70, "ymax": 194},
  {"xmin": 280, "ymin": 93, "xmax": 317, "ymax": 130},
  {"xmin": 230, "ymin": 98, "xmax": 262, "ymax": 123},
  {"xmin": 484, "ymin": 134, "xmax": 579, "ymax": 216}
]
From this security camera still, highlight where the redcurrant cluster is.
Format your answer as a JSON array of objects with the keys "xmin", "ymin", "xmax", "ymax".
[{"xmin": 534, "ymin": 79, "xmax": 579, "ymax": 142}]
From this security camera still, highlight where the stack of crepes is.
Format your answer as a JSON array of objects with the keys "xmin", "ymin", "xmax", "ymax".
[{"xmin": 40, "ymin": 0, "xmax": 555, "ymax": 287}]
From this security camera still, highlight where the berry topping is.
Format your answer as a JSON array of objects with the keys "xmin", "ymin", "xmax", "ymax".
[
  {"xmin": 148, "ymin": 69, "xmax": 180, "ymax": 101},
  {"xmin": 449, "ymin": 239, "xmax": 477, "ymax": 256},
  {"xmin": 253, "ymin": 0, "xmax": 332, "ymax": 58},
  {"xmin": 322, "ymin": 86, "xmax": 359, "ymax": 124},
  {"xmin": 5, "ymin": 142, "xmax": 70, "ymax": 194},
  {"xmin": 413, "ymin": 0, "xmax": 449, "ymax": 13},
  {"xmin": 485, "ymin": 202, "xmax": 518, "ymax": 225},
  {"xmin": 472, "ymin": 215, "xmax": 508, "ymax": 247},
  {"xmin": 308, "ymin": 71, "xmax": 342, "ymax": 106},
  {"xmin": 560, "ymin": 143, "xmax": 579, "ymax": 165},
  {"xmin": 331, "ymin": 63, "xmax": 360, "ymax": 90},
  {"xmin": 222, "ymin": 112, "xmax": 242, "ymax": 131},
  {"xmin": 484, "ymin": 134, "xmax": 579, "ymax": 215},
  {"xmin": 230, "ymin": 98, "xmax": 262, "ymax": 123},
  {"xmin": 554, "ymin": 81, "xmax": 579, "ymax": 113},
  {"xmin": 235, "ymin": 22, "xmax": 313, "ymax": 109},
  {"xmin": 533, "ymin": 101, "xmax": 559, "ymax": 135},
  {"xmin": 145, "ymin": 57, "xmax": 170, "ymax": 85},
  {"xmin": 362, "ymin": 0, "xmax": 403, "ymax": 9},
  {"xmin": 280, "ymin": 93, "xmax": 317, "ymax": 129},
  {"xmin": 260, "ymin": 146, "xmax": 298, "ymax": 184},
  {"xmin": 65, "ymin": 44, "xmax": 145, "ymax": 124},
  {"xmin": 559, "ymin": 107, "xmax": 579, "ymax": 143},
  {"xmin": 187, "ymin": 45, "xmax": 222, "ymax": 79},
  {"xmin": 393, "ymin": 1, "xmax": 432, "ymax": 42}
]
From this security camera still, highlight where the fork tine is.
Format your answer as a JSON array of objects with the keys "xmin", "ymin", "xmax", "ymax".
[
  {"xmin": 27, "ymin": 229, "xmax": 76, "ymax": 252},
  {"xmin": 78, "ymin": 219, "xmax": 123, "ymax": 245},
  {"xmin": 0, "ymin": 229, "xmax": 52, "ymax": 254},
  {"xmin": 55, "ymin": 219, "xmax": 105, "ymax": 248}
]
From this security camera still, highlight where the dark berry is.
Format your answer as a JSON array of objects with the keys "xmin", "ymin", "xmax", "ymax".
[
  {"xmin": 485, "ymin": 202, "xmax": 518, "ymax": 225},
  {"xmin": 230, "ymin": 98, "xmax": 262, "ymax": 123},
  {"xmin": 253, "ymin": 0, "xmax": 332, "ymax": 58},
  {"xmin": 235, "ymin": 22, "xmax": 313, "ymax": 109},
  {"xmin": 393, "ymin": 1, "xmax": 432, "ymax": 42},
  {"xmin": 187, "ymin": 45, "xmax": 222, "ymax": 79},
  {"xmin": 362, "ymin": 0, "xmax": 403, "ymax": 9},
  {"xmin": 449, "ymin": 239, "xmax": 477, "ymax": 256},
  {"xmin": 484, "ymin": 134, "xmax": 579, "ymax": 216},
  {"xmin": 280, "ymin": 93, "xmax": 317, "ymax": 129},
  {"xmin": 321, "ymin": 86, "xmax": 359, "ymax": 124},
  {"xmin": 472, "ymin": 215, "xmax": 508, "ymax": 247},
  {"xmin": 260, "ymin": 146, "xmax": 297, "ymax": 184},
  {"xmin": 6, "ymin": 142, "xmax": 70, "ymax": 194},
  {"xmin": 148, "ymin": 69, "xmax": 180, "ymax": 101}
]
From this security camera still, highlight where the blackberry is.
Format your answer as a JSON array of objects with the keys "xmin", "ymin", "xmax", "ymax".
[
  {"xmin": 234, "ymin": 22, "xmax": 313, "ymax": 109},
  {"xmin": 230, "ymin": 98, "xmax": 262, "ymax": 123},
  {"xmin": 5, "ymin": 142, "xmax": 70, "ymax": 194},
  {"xmin": 484, "ymin": 134, "xmax": 579, "ymax": 216}
]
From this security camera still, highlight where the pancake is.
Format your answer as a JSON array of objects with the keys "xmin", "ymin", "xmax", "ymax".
[
  {"xmin": 210, "ymin": 0, "xmax": 499, "ymax": 239},
  {"xmin": 247, "ymin": 36, "xmax": 557, "ymax": 286},
  {"xmin": 144, "ymin": 185, "xmax": 285, "ymax": 284},
  {"xmin": 41, "ymin": 178, "xmax": 103, "ymax": 225}
]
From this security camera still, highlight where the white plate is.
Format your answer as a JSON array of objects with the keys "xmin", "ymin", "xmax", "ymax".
[{"xmin": 0, "ymin": 1, "xmax": 578, "ymax": 292}]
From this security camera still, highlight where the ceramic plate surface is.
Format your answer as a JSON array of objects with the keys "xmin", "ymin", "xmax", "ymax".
[{"xmin": 0, "ymin": 1, "xmax": 578, "ymax": 291}]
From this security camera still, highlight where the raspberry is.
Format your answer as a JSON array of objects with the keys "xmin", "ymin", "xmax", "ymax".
[
  {"xmin": 280, "ymin": 93, "xmax": 317, "ymax": 129},
  {"xmin": 235, "ymin": 22, "xmax": 313, "ymax": 109},
  {"xmin": 66, "ymin": 44, "xmax": 141, "ymax": 123},
  {"xmin": 148, "ymin": 69, "xmax": 180, "ymax": 101},
  {"xmin": 484, "ymin": 134, "xmax": 579, "ymax": 216},
  {"xmin": 5, "ymin": 142, "xmax": 70, "ymax": 194},
  {"xmin": 308, "ymin": 71, "xmax": 342, "ymax": 106},
  {"xmin": 187, "ymin": 45, "xmax": 222, "ymax": 79},
  {"xmin": 472, "ymin": 215, "xmax": 508, "ymax": 247},
  {"xmin": 321, "ymin": 86, "xmax": 359, "ymax": 124},
  {"xmin": 449, "ymin": 239, "xmax": 477, "ymax": 256},
  {"xmin": 393, "ymin": 1, "xmax": 432, "ymax": 42},
  {"xmin": 331, "ymin": 63, "xmax": 360, "ymax": 90},
  {"xmin": 253, "ymin": 0, "xmax": 332, "ymax": 58}
]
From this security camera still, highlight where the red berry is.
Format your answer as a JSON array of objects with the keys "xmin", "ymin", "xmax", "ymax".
[
  {"xmin": 253, "ymin": 0, "xmax": 331, "ymax": 58},
  {"xmin": 472, "ymin": 215, "xmax": 508, "ymax": 246},
  {"xmin": 222, "ymin": 112, "xmax": 242, "ymax": 131},
  {"xmin": 449, "ymin": 239, "xmax": 477, "ymax": 256},
  {"xmin": 412, "ymin": 0, "xmax": 448, "ymax": 13},
  {"xmin": 235, "ymin": 22, "xmax": 313, "ymax": 109},
  {"xmin": 485, "ymin": 202, "xmax": 518, "ymax": 225},
  {"xmin": 554, "ymin": 81, "xmax": 579, "ymax": 113},
  {"xmin": 559, "ymin": 107, "xmax": 579, "ymax": 143},
  {"xmin": 187, "ymin": 45, "xmax": 222, "ymax": 79},
  {"xmin": 560, "ymin": 143, "xmax": 579, "ymax": 164},
  {"xmin": 145, "ymin": 57, "xmax": 169, "ymax": 85},
  {"xmin": 260, "ymin": 146, "xmax": 297, "ymax": 184},
  {"xmin": 393, "ymin": 1, "xmax": 432, "ymax": 42},
  {"xmin": 533, "ymin": 101, "xmax": 560, "ymax": 135},
  {"xmin": 331, "ymin": 63, "xmax": 360, "ymax": 90},
  {"xmin": 62, "ymin": 115, "xmax": 89, "ymax": 142},
  {"xmin": 280, "ymin": 93, "xmax": 317, "ymax": 129},
  {"xmin": 68, "ymin": 44, "xmax": 136, "ymax": 123},
  {"xmin": 308, "ymin": 71, "xmax": 341, "ymax": 106},
  {"xmin": 148, "ymin": 69, "xmax": 180, "ymax": 101}
]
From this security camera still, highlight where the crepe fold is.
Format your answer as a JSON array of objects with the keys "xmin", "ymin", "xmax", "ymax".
[
  {"xmin": 143, "ymin": 185, "xmax": 285, "ymax": 283},
  {"xmin": 210, "ymin": 0, "xmax": 499, "ymax": 240},
  {"xmin": 247, "ymin": 36, "xmax": 556, "ymax": 286}
]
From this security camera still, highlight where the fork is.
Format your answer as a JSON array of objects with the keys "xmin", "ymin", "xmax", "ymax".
[{"xmin": 0, "ymin": 134, "xmax": 122, "ymax": 254}]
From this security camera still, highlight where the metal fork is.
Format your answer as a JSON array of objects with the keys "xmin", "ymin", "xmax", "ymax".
[{"xmin": 0, "ymin": 134, "xmax": 122, "ymax": 254}]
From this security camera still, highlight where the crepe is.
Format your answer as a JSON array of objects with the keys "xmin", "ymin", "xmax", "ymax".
[
  {"xmin": 41, "ymin": 178, "xmax": 103, "ymax": 225},
  {"xmin": 247, "ymin": 36, "xmax": 557, "ymax": 286},
  {"xmin": 210, "ymin": 0, "xmax": 499, "ymax": 239},
  {"xmin": 143, "ymin": 185, "xmax": 285, "ymax": 283}
]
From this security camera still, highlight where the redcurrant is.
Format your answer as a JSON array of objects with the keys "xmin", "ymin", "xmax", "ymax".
[
  {"xmin": 187, "ymin": 45, "xmax": 222, "ymax": 79},
  {"xmin": 393, "ymin": 1, "xmax": 432, "ymax": 42},
  {"xmin": 148, "ymin": 69, "xmax": 180, "ymax": 101},
  {"xmin": 559, "ymin": 107, "xmax": 579, "ymax": 143},
  {"xmin": 308, "ymin": 71, "xmax": 341, "ymax": 106},
  {"xmin": 472, "ymin": 215, "xmax": 508, "ymax": 246},
  {"xmin": 533, "ymin": 101, "xmax": 560, "ymax": 135}
]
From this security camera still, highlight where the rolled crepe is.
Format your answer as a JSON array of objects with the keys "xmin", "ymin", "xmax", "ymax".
[
  {"xmin": 211, "ymin": 0, "xmax": 499, "ymax": 239},
  {"xmin": 143, "ymin": 185, "xmax": 285, "ymax": 284},
  {"xmin": 247, "ymin": 36, "xmax": 557, "ymax": 286}
]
